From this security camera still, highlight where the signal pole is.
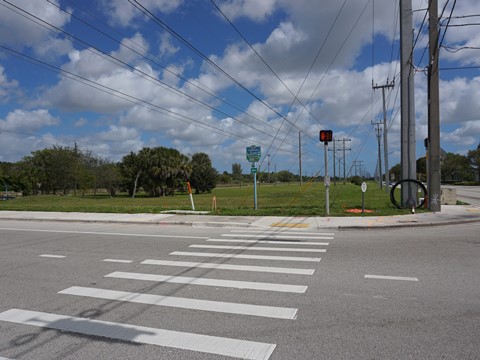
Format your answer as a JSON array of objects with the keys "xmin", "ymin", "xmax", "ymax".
[{"xmin": 373, "ymin": 80, "xmax": 395, "ymax": 193}]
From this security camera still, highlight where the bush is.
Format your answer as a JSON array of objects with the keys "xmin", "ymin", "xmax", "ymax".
[{"xmin": 350, "ymin": 176, "xmax": 362, "ymax": 186}]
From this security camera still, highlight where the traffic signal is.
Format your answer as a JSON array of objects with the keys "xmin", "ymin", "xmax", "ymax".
[{"xmin": 319, "ymin": 130, "xmax": 333, "ymax": 143}]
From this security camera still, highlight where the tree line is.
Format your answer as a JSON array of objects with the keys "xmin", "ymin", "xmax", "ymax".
[
  {"xmin": 0, "ymin": 145, "xmax": 218, "ymax": 197},
  {"xmin": 2, "ymin": 143, "xmax": 478, "ymax": 197},
  {"xmin": 389, "ymin": 143, "xmax": 480, "ymax": 183}
]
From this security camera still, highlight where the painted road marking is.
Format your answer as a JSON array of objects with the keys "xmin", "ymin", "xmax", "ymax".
[
  {"xmin": 0, "ymin": 227, "xmax": 207, "ymax": 240},
  {"xmin": 39, "ymin": 254, "xmax": 66, "ymax": 258},
  {"xmin": 189, "ymin": 244, "xmax": 326, "ymax": 253},
  {"xmin": 170, "ymin": 251, "xmax": 321, "ymax": 262},
  {"xmin": 59, "ymin": 286, "xmax": 298, "ymax": 319},
  {"xmin": 223, "ymin": 233, "xmax": 334, "ymax": 240},
  {"xmin": 0, "ymin": 308, "xmax": 275, "ymax": 360},
  {"xmin": 270, "ymin": 223, "xmax": 309, "ymax": 228},
  {"xmin": 141, "ymin": 259, "xmax": 315, "ymax": 275},
  {"xmin": 102, "ymin": 259, "xmax": 133, "ymax": 263},
  {"xmin": 207, "ymin": 239, "xmax": 329, "ymax": 246},
  {"xmin": 105, "ymin": 271, "xmax": 308, "ymax": 293},
  {"xmin": 229, "ymin": 230, "xmax": 335, "ymax": 236},
  {"xmin": 364, "ymin": 275, "xmax": 419, "ymax": 282}
]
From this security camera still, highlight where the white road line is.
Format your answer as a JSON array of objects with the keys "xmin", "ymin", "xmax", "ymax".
[
  {"xmin": 105, "ymin": 271, "xmax": 308, "ymax": 293},
  {"xmin": 207, "ymin": 239, "xmax": 330, "ymax": 246},
  {"xmin": 223, "ymin": 234, "xmax": 333, "ymax": 240},
  {"xmin": 102, "ymin": 259, "xmax": 133, "ymax": 264},
  {"xmin": 141, "ymin": 259, "xmax": 315, "ymax": 275},
  {"xmin": 39, "ymin": 254, "xmax": 66, "ymax": 258},
  {"xmin": 0, "ymin": 227, "xmax": 207, "ymax": 240},
  {"xmin": 364, "ymin": 275, "xmax": 419, "ymax": 282},
  {"xmin": 229, "ymin": 230, "xmax": 335, "ymax": 236},
  {"xmin": 189, "ymin": 244, "xmax": 326, "ymax": 253},
  {"xmin": 59, "ymin": 286, "xmax": 298, "ymax": 319},
  {"xmin": 170, "ymin": 251, "xmax": 321, "ymax": 262},
  {"xmin": 0, "ymin": 357, "xmax": 14, "ymax": 360},
  {"xmin": 0, "ymin": 308, "xmax": 275, "ymax": 360}
]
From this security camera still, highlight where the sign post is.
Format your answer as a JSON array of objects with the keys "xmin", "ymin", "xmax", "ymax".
[
  {"xmin": 246, "ymin": 145, "xmax": 261, "ymax": 210},
  {"xmin": 320, "ymin": 131, "xmax": 333, "ymax": 216},
  {"xmin": 361, "ymin": 181, "xmax": 367, "ymax": 215}
]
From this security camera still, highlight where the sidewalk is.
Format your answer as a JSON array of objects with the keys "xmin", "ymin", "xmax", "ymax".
[{"xmin": 1, "ymin": 205, "xmax": 479, "ymax": 230}]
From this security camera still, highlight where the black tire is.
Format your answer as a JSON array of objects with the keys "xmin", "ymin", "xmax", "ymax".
[{"xmin": 390, "ymin": 179, "xmax": 427, "ymax": 209}]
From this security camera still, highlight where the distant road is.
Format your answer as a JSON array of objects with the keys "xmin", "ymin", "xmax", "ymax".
[{"xmin": 448, "ymin": 185, "xmax": 480, "ymax": 206}]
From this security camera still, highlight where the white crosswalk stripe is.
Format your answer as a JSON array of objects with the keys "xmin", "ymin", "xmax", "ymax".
[
  {"xmin": 105, "ymin": 271, "xmax": 308, "ymax": 293},
  {"xmin": 207, "ymin": 238, "xmax": 329, "ymax": 245},
  {"xmin": 228, "ymin": 230, "xmax": 335, "ymax": 236},
  {"xmin": 141, "ymin": 259, "xmax": 315, "ymax": 275},
  {"xmin": 0, "ymin": 228, "xmax": 336, "ymax": 359},
  {"xmin": 189, "ymin": 244, "xmax": 327, "ymax": 252},
  {"xmin": 222, "ymin": 233, "xmax": 334, "ymax": 240},
  {"xmin": 170, "ymin": 251, "xmax": 322, "ymax": 262},
  {"xmin": 59, "ymin": 286, "xmax": 298, "ymax": 319},
  {"xmin": 0, "ymin": 309, "xmax": 275, "ymax": 360}
]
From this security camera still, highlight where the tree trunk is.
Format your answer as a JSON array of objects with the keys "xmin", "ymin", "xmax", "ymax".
[{"xmin": 132, "ymin": 171, "xmax": 141, "ymax": 198}]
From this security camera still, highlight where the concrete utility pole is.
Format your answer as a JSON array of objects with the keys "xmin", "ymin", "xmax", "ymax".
[
  {"xmin": 299, "ymin": 132, "xmax": 302, "ymax": 186},
  {"xmin": 267, "ymin": 154, "xmax": 271, "ymax": 183},
  {"xmin": 332, "ymin": 139, "xmax": 336, "ymax": 186},
  {"xmin": 374, "ymin": 122, "xmax": 383, "ymax": 189},
  {"xmin": 373, "ymin": 81, "xmax": 395, "ymax": 193},
  {"xmin": 400, "ymin": 0, "xmax": 417, "ymax": 208},
  {"xmin": 428, "ymin": 0, "xmax": 441, "ymax": 212}
]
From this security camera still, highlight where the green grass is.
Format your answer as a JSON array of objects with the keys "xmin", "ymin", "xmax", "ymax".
[{"xmin": 0, "ymin": 182, "xmax": 423, "ymax": 216}]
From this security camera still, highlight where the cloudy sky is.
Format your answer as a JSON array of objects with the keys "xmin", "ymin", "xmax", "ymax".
[{"xmin": 0, "ymin": 0, "xmax": 479, "ymax": 178}]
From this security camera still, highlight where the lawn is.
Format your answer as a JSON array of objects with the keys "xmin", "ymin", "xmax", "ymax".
[{"xmin": 0, "ymin": 181, "xmax": 420, "ymax": 216}]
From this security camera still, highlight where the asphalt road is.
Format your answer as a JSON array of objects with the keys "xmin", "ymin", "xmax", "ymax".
[
  {"xmin": 0, "ymin": 220, "xmax": 479, "ymax": 360},
  {"xmin": 450, "ymin": 185, "xmax": 480, "ymax": 206}
]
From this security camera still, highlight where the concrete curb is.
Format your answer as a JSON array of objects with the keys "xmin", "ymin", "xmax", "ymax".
[{"xmin": 0, "ymin": 207, "xmax": 479, "ymax": 230}]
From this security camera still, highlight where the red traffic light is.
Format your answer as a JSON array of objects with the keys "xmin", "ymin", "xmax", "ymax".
[{"xmin": 319, "ymin": 130, "xmax": 333, "ymax": 142}]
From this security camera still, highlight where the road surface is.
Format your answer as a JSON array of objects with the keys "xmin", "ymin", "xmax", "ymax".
[
  {"xmin": 0, "ymin": 220, "xmax": 479, "ymax": 359},
  {"xmin": 450, "ymin": 185, "xmax": 480, "ymax": 206}
]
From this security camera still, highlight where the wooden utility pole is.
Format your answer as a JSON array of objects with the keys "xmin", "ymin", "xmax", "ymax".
[{"xmin": 428, "ymin": 0, "xmax": 441, "ymax": 211}]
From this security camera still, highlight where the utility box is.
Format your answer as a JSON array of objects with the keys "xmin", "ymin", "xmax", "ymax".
[{"xmin": 441, "ymin": 187, "xmax": 457, "ymax": 205}]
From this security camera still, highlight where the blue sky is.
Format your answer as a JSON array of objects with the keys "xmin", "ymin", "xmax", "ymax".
[{"xmin": 0, "ymin": 0, "xmax": 479, "ymax": 178}]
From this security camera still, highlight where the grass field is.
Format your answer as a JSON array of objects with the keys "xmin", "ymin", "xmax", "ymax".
[{"xmin": 0, "ymin": 181, "xmax": 422, "ymax": 216}]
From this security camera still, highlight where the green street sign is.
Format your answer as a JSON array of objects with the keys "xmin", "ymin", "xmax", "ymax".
[
  {"xmin": 251, "ymin": 167, "xmax": 257, "ymax": 174},
  {"xmin": 246, "ymin": 145, "xmax": 261, "ymax": 162}
]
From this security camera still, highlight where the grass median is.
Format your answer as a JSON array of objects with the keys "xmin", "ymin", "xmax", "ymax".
[{"xmin": 0, "ymin": 181, "xmax": 421, "ymax": 216}]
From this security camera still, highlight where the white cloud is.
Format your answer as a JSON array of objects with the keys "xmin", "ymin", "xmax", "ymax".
[
  {"xmin": 0, "ymin": 109, "xmax": 59, "ymax": 132},
  {"xmin": 159, "ymin": 33, "xmax": 180, "ymax": 58},
  {"xmin": 0, "ymin": 65, "xmax": 19, "ymax": 103},
  {"xmin": 0, "ymin": 109, "xmax": 60, "ymax": 161},
  {"xmin": 101, "ymin": 0, "xmax": 183, "ymax": 27},
  {"xmin": 217, "ymin": 0, "xmax": 279, "ymax": 22},
  {"xmin": 0, "ymin": 0, "xmax": 71, "ymax": 57}
]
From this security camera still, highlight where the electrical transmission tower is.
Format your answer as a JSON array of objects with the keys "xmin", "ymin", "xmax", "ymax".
[
  {"xmin": 373, "ymin": 122, "xmax": 383, "ymax": 188},
  {"xmin": 373, "ymin": 80, "xmax": 394, "ymax": 193}
]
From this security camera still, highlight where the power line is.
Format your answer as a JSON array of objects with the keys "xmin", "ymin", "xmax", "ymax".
[
  {"xmin": 47, "ymin": 0, "xmax": 294, "ymax": 145},
  {"xmin": 128, "ymin": 0, "xmax": 319, "ymax": 142},
  {"xmin": 0, "ymin": 44, "xmax": 296, "ymax": 155},
  {"xmin": 2, "ymin": 0, "xmax": 301, "ymax": 149}
]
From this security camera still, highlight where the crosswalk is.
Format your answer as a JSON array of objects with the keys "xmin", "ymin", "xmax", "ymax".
[{"xmin": 0, "ymin": 227, "xmax": 335, "ymax": 360}]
